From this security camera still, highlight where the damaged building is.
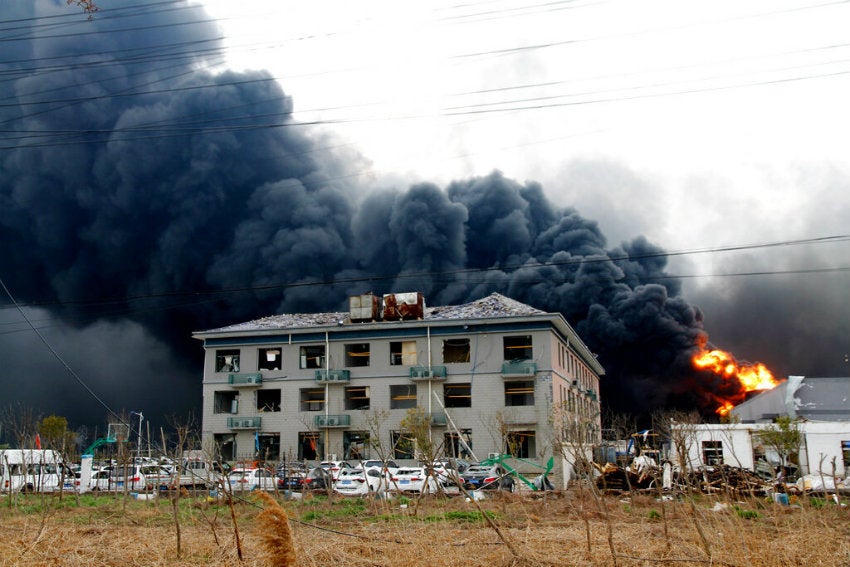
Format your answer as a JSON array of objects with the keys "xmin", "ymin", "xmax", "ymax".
[{"xmin": 194, "ymin": 292, "xmax": 604, "ymax": 487}]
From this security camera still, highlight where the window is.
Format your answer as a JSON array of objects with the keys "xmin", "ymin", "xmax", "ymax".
[
  {"xmin": 444, "ymin": 383, "xmax": 471, "ymax": 408},
  {"xmin": 344, "ymin": 431, "xmax": 369, "ymax": 460},
  {"xmin": 392, "ymin": 431, "xmax": 415, "ymax": 459},
  {"xmin": 390, "ymin": 384, "xmax": 417, "ymax": 409},
  {"xmin": 258, "ymin": 347, "xmax": 282, "ymax": 371},
  {"xmin": 442, "ymin": 339, "xmax": 470, "ymax": 363},
  {"xmin": 444, "ymin": 429, "xmax": 473, "ymax": 459},
  {"xmin": 258, "ymin": 433, "xmax": 280, "ymax": 460},
  {"xmin": 299, "ymin": 432, "xmax": 322, "ymax": 460},
  {"xmin": 300, "ymin": 345, "xmax": 325, "ymax": 369},
  {"xmin": 503, "ymin": 335, "xmax": 532, "ymax": 361},
  {"xmin": 299, "ymin": 388, "xmax": 325, "ymax": 411},
  {"xmin": 344, "ymin": 386, "xmax": 370, "ymax": 410},
  {"xmin": 215, "ymin": 349, "xmax": 240, "ymax": 372},
  {"xmin": 702, "ymin": 440, "xmax": 724, "ymax": 465},
  {"xmin": 345, "ymin": 343, "xmax": 370, "ymax": 367},
  {"xmin": 214, "ymin": 433, "xmax": 235, "ymax": 461},
  {"xmin": 506, "ymin": 430, "xmax": 535, "ymax": 459},
  {"xmin": 842, "ymin": 441, "xmax": 850, "ymax": 469},
  {"xmin": 257, "ymin": 389, "xmax": 281, "ymax": 412},
  {"xmin": 505, "ymin": 380, "xmax": 535, "ymax": 406},
  {"xmin": 213, "ymin": 391, "xmax": 238, "ymax": 414},
  {"xmin": 390, "ymin": 341, "xmax": 417, "ymax": 365}
]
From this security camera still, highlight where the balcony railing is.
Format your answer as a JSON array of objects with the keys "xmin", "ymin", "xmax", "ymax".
[
  {"xmin": 501, "ymin": 361, "xmax": 537, "ymax": 376},
  {"xmin": 315, "ymin": 369, "xmax": 351, "ymax": 383},
  {"xmin": 227, "ymin": 416, "xmax": 262, "ymax": 429},
  {"xmin": 409, "ymin": 365, "xmax": 447, "ymax": 381},
  {"xmin": 228, "ymin": 372, "xmax": 263, "ymax": 387},
  {"xmin": 314, "ymin": 414, "xmax": 351, "ymax": 428},
  {"xmin": 428, "ymin": 412, "xmax": 447, "ymax": 426}
]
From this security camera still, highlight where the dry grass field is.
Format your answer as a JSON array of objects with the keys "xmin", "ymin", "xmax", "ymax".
[{"xmin": 1, "ymin": 487, "xmax": 848, "ymax": 567}]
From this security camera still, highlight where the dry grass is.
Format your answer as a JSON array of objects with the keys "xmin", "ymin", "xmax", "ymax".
[{"xmin": 0, "ymin": 488, "xmax": 848, "ymax": 567}]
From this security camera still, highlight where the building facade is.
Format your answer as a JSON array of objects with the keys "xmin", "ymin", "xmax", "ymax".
[{"xmin": 194, "ymin": 292, "xmax": 604, "ymax": 485}]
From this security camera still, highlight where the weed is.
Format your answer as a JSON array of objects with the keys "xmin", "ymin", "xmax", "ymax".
[
  {"xmin": 648, "ymin": 509, "xmax": 662, "ymax": 521},
  {"xmin": 733, "ymin": 506, "xmax": 760, "ymax": 520}
]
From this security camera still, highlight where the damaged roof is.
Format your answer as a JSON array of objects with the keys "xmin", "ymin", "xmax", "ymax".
[{"xmin": 202, "ymin": 292, "xmax": 547, "ymax": 334}]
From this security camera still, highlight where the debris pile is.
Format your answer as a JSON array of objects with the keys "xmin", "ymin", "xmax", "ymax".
[{"xmin": 594, "ymin": 462, "xmax": 770, "ymax": 496}]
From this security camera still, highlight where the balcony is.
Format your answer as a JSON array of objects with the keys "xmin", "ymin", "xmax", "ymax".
[
  {"xmin": 428, "ymin": 412, "xmax": 447, "ymax": 426},
  {"xmin": 409, "ymin": 365, "xmax": 447, "ymax": 381},
  {"xmin": 314, "ymin": 414, "xmax": 351, "ymax": 428},
  {"xmin": 228, "ymin": 372, "xmax": 263, "ymax": 387},
  {"xmin": 501, "ymin": 361, "xmax": 537, "ymax": 377},
  {"xmin": 315, "ymin": 369, "xmax": 351, "ymax": 383},
  {"xmin": 227, "ymin": 416, "xmax": 262, "ymax": 429}
]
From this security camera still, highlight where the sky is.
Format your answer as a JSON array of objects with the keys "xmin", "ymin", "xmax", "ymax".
[{"xmin": 1, "ymin": 0, "xmax": 849, "ymax": 442}]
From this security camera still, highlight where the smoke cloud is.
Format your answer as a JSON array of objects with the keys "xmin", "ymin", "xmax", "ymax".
[{"xmin": 4, "ymin": 1, "xmax": 845, "ymax": 435}]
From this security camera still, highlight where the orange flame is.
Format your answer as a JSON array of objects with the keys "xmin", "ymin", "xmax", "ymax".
[{"xmin": 692, "ymin": 348, "xmax": 781, "ymax": 414}]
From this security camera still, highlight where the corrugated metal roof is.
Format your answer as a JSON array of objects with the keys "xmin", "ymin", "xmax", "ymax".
[{"xmin": 201, "ymin": 292, "xmax": 546, "ymax": 334}]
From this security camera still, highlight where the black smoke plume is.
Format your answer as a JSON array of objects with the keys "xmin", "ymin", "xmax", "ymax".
[{"xmin": 1, "ymin": 1, "xmax": 749, "ymax": 431}]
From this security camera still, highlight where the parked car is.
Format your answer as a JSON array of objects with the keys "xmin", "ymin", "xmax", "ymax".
[
  {"xmin": 333, "ymin": 467, "xmax": 389, "ymax": 496},
  {"xmin": 106, "ymin": 464, "xmax": 147, "ymax": 492},
  {"xmin": 141, "ymin": 465, "xmax": 174, "ymax": 490},
  {"xmin": 425, "ymin": 458, "xmax": 470, "ymax": 486},
  {"xmin": 389, "ymin": 467, "xmax": 439, "ymax": 494},
  {"xmin": 460, "ymin": 464, "xmax": 515, "ymax": 492},
  {"xmin": 227, "ymin": 468, "xmax": 277, "ymax": 492},
  {"xmin": 354, "ymin": 459, "xmax": 400, "ymax": 475},
  {"xmin": 319, "ymin": 460, "xmax": 355, "ymax": 480},
  {"xmin": 299, "ymin": 467, "xmax": 333, "ymax": 490},
  {"xmin": 276, "ymin": 463, "xmax": 307, "ymax": 490}
]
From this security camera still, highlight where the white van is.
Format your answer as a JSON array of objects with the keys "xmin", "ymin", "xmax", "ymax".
[{"xmin": 0, "ymin": 449, "xmax": 69, "ymax": 493}]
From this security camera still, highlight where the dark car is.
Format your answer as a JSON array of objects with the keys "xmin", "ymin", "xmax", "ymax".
[
  {"xmin": 299, "ymin": 467, "xmax": 333, "ymax": 490},
  {"xmin": 276, "ymin": 463, "xmax": 307, "ymax": 490},
  {"xmin": 460, "ymin": 464, "xmax": 515, "ymax": 492}
]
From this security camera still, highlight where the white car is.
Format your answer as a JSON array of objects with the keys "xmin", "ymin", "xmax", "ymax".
[
  {"xmin": 389, "ymin": 467, "xmax": 439, "ymax": 494},
  {"xmin": 103, "ymin": 465, "xmax": 147, "ymax": 492},
  {"xmin": 227, "ymin": 468, "xmax": 277, "ymax": 492},
  {"xmin": 333, "ymin": 468, "xmax": 389, "ymax": 496},
  {"xmin": 319, "ymin": 460, "xmax": 355, "ymax": 481},
  {"xmin": 354, "ymin": 459, "xmax": 400, "ymax": 475}
]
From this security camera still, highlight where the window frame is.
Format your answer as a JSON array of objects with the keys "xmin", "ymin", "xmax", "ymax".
[
  {"xmin": 215, "ymin": 349, "xmax": 240, "ymax": 372},
  {"xmin": 442, "ymin": 338, "xmax": 471, "ymax": 364}
]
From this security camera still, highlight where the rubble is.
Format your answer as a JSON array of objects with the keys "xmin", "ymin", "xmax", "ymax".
[{"xmin": 594, "ymin": 462, "xmax": 771, "ymax": 496}]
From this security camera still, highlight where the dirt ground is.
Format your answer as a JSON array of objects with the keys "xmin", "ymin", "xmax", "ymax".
[{"xmin": 1, "ymin": 488, "xmax": 848, "ymax": 567}]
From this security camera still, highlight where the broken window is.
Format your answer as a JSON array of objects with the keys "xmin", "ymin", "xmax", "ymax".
[
  {"xmin": 299, "ymin": 432, "xmax": 322, "ymax": 460},
  {"xmin": 702, "ymin": 440, "xmax": 724, "ymax": 465},
  {"xmin": 214, "ymin": 433, "xmax": 235, "ymax": 461},
  {"xmin": 215, "ymin": 349, "xmax": 240, "ymax": 372},
  {"xmin": 506, "ymin": 430, "xmax": 535, "ymax": 459},
  {"xmin": 843, "ymin": 441, "xmax": 850, "ymax": 469},
  {"xmin": 344, "ymin": 431, "xmax": 370, "ymax": 460},
  {"xmin": 390, "ymin": 384, "xmax": 417, "ymax": 409},
  {"xmin": 213, "ymin": 391, "xmax": 238, "ymax": 414},
  {"xmin": 444, "ymin": 383, "xmax": 471, "ymax": 408},
  {"xmin": 504, "ymin": 380, "xmax": 535, "ymax": 406},
  {"xmin": 299, "ymin": 388, "xmax": 325, "ymax": 412},
  {"xmin": 258, "ymin": 433, "xmax": 280, "ymax": 461},
  {"xmin": 442, "ymin": 339, "xmax": 470, "ymax": 363},
  {"xmin": 392, "ymin": 430, "xmax": 415, "ymax": 459},
  {"xmin": 300, "ymin": 345, "xmax": 325, "ymax": 369},
  {"xmin": 258, "ymin": 347, "xmax": 282, "ymax": 371},
  {"xmin": 345, "ymin": 343, "xmax": 370, "ymax": 367},
  {"xmin": 444, "ymin": 429, "xmax": 473, "ymax": 459},
  {"xmin": 390, "ymin": 341, "xmax": 417, "ymax": 365},
  {"xmin": 257, "ymin": 389, "xmax": 281, "ymax": 412},
  {"xmin": 344, "ymin": 386, "xmax": 370, "ymax": 410},
  {"xmin": 503, "ymin": 335, "xmax": 533, "ymax": 361}
]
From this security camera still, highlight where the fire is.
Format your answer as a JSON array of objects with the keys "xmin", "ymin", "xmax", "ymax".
[{"xmin": 692, "ymin": 348, "xmax": 781, "ymax": 415}]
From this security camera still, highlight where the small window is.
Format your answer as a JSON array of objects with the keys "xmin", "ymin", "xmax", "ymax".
[
  {"xmin": 300, "ymin": 345, "xmax": 325, "ymax": 369},
  {"xmin": 444, "ymin": 383, "xmax": 471, "ymax": 408},
  {"xmin": 299, "ymin": 388, "xmax": 325, "ymax": 411},
  {"xmin": 390, "ymin": 341, "xmax": 417, "ymax": 365},
  {"xmin": 214, "ymin": 391, "xmax": 238, "ymax": 414},
  {"xmin": 506, "ymin": 430, "xmax": 535, "ymax": 459},
  {"xmin": 503, "ymin": 335, "xmax": 532, "ymax": 361},
  {"xmin": 505, "ymin": 380, "xmax": 534, "ymax": 406},
  {"xmin": 702, "ymin": 440, "xmax": 723, "ymax": 465},
  {"xmin": 345, "ymin": 343, "xmax": 370, "ymax": 367},
  {"xmin": 344, "ymin": 386, "xmax": 370, "ymax": 410},
  {"xmin": 390, "ymin": 384, "xmax": 417, "ymax": 409},
  {"xmin": 257, "ymin": 389, "xmax": 281, "ymax": 412},
  {"xmin": 258, "ymin": 348, "xmax": 282, "ymax": 371},
  {"xmin": 215, "ymin": 349, "xmax": 240, "ymax": 372},
  {"xmin": 442, "ymin": 339, "xmax": 470, "ymax": 363}
]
